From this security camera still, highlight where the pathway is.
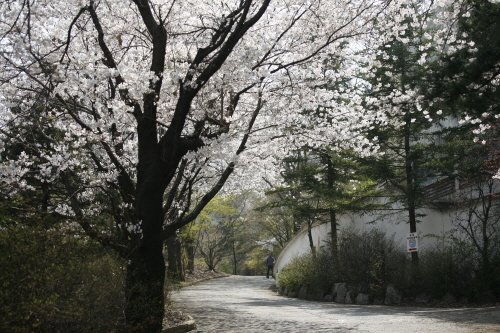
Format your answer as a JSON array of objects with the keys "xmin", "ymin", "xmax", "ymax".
[{"xmin": 172, "ymin": 275, "xmax": 500, "ymax": 333}]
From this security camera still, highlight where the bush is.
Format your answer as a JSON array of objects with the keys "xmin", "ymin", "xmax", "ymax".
[
  {"xmin": 0, "ymin": 216, "xmax": 125, "ymax": 333},
  {"xmin": 337, "ymin": 228, "xmax": 406, "ymax": 297},
  {"xmin": 277, "ymin": 251, "xmax": 333, "ymax": 297},
  {"xmin": 278, "ymin": 227, "xmax": 500, "ymax": 303},
  {"xmin": 417, "ymin": 236, "xmax": 500, "ymax": 301}
]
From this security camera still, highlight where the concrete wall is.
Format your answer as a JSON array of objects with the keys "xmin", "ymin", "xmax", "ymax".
[{"xmin": 275, "ymin": 206, "xmax": 457, "ymax": 274}]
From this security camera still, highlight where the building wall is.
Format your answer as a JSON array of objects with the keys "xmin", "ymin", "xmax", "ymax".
[{"xmin": 275, "ymin": 206, "xmax": 458, "ymax": 274}]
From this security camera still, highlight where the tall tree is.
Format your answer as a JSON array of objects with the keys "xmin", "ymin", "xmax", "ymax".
[
  {"xmin": 361, "ymin": 1, "xmax": 445, "ymax": 265},
  {"xmin": 0, "ymin": 1, "xmax": 468, "ymax": 330},
  {"xmin": 427, "ymin": 0, "xmax": 500, "ymax": 296},
  {"xmin": 274, "ymin": 148, "xmax": 380, "ymax": 264}
]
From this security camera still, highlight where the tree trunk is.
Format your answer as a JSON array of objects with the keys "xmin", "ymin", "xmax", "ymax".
[
  {"xmin": 307, "ymin": 219, "xmax": 316, "ymax": 257},
  {"xmin": 232, "ymin": 240, "xmax": 237, "ymax": 275},
  {"xmin": 326, "ymin": 157, "xmax": 339, "ymax": 268},
  {"xmin": 124, "ymin": 148, "xmax": 167, "ymax": 332},
  {"xmin": 329, "ymin": 208, "xmax": 339, "ymax": 268},
  {"xmin": 124, "ymin": 246, "xmax": 165, "ymax": 333},
  {"xmin": 404, "ymin": 127, "xmax": 419, "ymax": 265},
  {"xmin": 166, "ymin": 234, "xmax": 184, "ymax": 281},
  {"xmin": 175, "ymin": 237, "xmax": 184, "ymax": 281},
  {"xmin": 184, "ymin": 238, "xmax": 195, "ymax": 274}
]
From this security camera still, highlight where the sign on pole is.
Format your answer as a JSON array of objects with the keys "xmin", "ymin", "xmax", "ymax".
[{"xmin": 406, "ymin": 232, "xmax": 418, "ymax": 253}]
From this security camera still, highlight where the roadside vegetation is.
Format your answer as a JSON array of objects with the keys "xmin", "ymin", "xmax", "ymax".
[{"xmin": 277, "ymin": 228, "xmax": 500, "ymax": 305}]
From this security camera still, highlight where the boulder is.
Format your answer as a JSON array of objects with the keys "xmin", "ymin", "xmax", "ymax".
[
  {"xmin": 334, "ymin": 283, "xmax": 347, "ymax": 303},
  {"xmin": 345, "ymin": 291, "xmax": 354, "ymax": 304},
  {"xmin": 474, "ymin": 291, "xmax": 495, "ymax": 304},
  {"xmin": 415, "ymin": 294, "xmax": 431, "ymax": 304},
  {"xmin": 441, "ymin": 292, "xmax": 457, "ymax": 305},
  {"xmin": 356, "ymin": 293, "xmax": 370, "ymax": 305},
  {"xmin": 331, "ymin": 283, "xmax": 338, "ymax": 298},
  {"xmin": 309, "ymin": 289, "xmax": 324, "ymax": 301},
  {"xmin": 298, "ymin": 285, "xmax": 308, "ymax": 299},
  {"xmin": 384, "ymin": 284, "xmax": 402, "ymax": 305}
]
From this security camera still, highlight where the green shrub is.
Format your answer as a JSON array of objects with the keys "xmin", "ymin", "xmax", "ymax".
[
  {"xmin": 417, "ymin": 236, "xmax": 497, "ymax": 300},
  {"xmin": 0, "ymin": 217, "xmax": 125, "ymax": 333},
  {"xmin": 279, "ymin": 227, "xmax": 500, "ymax": 302},
  {"xmin": 277, "ymin": 251, "xmax": 333, "ymax": 296},
  {"xmin": 337, "ymin": 228, "xmax": 406, "ymax": 296}
]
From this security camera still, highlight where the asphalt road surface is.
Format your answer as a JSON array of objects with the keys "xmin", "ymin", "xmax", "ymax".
[{"xmin": 172, "ymin": 275, "xmax": 500, "ymax": 333}]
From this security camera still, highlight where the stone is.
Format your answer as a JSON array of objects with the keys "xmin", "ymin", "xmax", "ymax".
[
  {"xmin": 384, "ymin": 284, "xmax": 402, "ymax": 305},
  {"xmin": 474, "ymin": 291, "xmax": 495, "ymax": 304},
  {"xmin": 345, "ymin": 291, "xmax": 354, "ymax": 304},
  {"xmin": 415, "ymin": 294, "xmax": 431, "ymax": 304},
  {"xmin": 356, "ymin": 293, "xmax": 370, "ymax": 305},
  {"xmin": 298, "ymin": 285, "xmax": 308, "ymax": 299},
  {"xmin": 334, "ymin": 283, "xmax": 347, "ymax": 303},
  {"xmin": 309, "ymin": 289, "xmax": 324, "ymax": 301},
  {"xmin": 441, "ymin": 292, "xmax": 457, "ymax": 304},
  {"xmin": 358, "ymin": 282, "xmax": 369, "ymax": 294},
  {"xmin": 162, "ymin": 315, "xmax": 196, "ymax": 333}
]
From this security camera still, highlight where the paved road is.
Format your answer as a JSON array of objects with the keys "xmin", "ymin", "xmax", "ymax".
[{"xmin": 172, "ymin": 275, "xmax": 500, "ymax": 333}]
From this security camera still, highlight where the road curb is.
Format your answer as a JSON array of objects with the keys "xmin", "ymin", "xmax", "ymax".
[
  {"xmin": 180, "ymin": 273, "xmax": 229, "ymax": 288},
  {"xmin": 162, "ymin": 315, "xmax": 196, "ymax": 333}
]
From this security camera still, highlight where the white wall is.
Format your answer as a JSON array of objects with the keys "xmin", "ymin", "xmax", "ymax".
[{"xmin": 275, "ymin": 206, "xmax": 457, "ymax": 273}]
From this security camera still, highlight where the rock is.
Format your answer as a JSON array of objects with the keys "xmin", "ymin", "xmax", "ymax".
[
  {"xmin": 331, "ymin": 283, "xmax": 338, "ymax": 298},
  {"xmin": 358, "ymin": 282, "xmax": 369, "ymax": 294},
  {"xmin": 345, "ymin": 291, "xmax": 354, "ymax": 304},
  {"xmin": 309, "ymin": 289, "xmax": 324, "ymax": 301},
  {"xmin": 474, "ymin": 291, "xmax": 495, "ymax": 304},
  {"xmin": 298, "ymin": 285, "xmax": 308, "ymax": 299},
  {"xmin": 334, "ymin": 283, "xmax": 347, "ymax": 303},
  {"xmin": 162, "ymin": 315, "xmax": 196, "ymax": 333},
  {"xmin": 384, "ymin": 284, "xmax": 402, "ymax": 305},
  {"xmin": 324, "ymin": 294, "xmax": 333, "ymax": 302},
  {"xmin": 441, "ymin": 292, "xmax": 457, "ymax": 304},
  {"xmin": 356, "ymin": 293, "xmax": 370, "ymax": 305},
  {"xmin": 415, "ymin": 294, "xmax": 431, "ymax": 304}
]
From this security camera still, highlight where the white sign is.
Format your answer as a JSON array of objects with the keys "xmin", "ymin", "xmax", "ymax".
[{"xmin": 406, "ymin": 232, "xmax": 418, "ymax": 253}]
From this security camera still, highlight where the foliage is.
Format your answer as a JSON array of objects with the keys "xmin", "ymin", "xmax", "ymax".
[
  {"xmin": 417, "ymin": 238, "xmax": 478, "ymax": 299},
  {"xmin": 239, "ymin": 246, "xmax": 269, "ymax": 276},
  {"xmin": 194, "ymin": 195, "xmax": 238, "ymax": 271},
  {"xmin": 252, "ymin": 196, "xmax": 298, "ymax": 251},
  {"xmin": 336, "ymin": 228, "xmax": 406, "ymax": 296},
  {"xmin": 0, "ymin": 0, "xmax": 494, "ymax": 328},
  {"xmin": 0, "ymin": 206, "xmax": 125, "ymax": 333},
  {"xmin": 276, "ymin": 251, "xmax": 333, "ymax": 295},
  {"xmin": 278, "ymin": 227, "xmax": 500, "ymax": 302}
]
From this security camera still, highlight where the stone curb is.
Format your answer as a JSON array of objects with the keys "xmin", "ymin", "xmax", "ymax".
[
  {"xmin": 163, "ymin": 274, "xmax": 230, "ymax": 333},
  {"xmin": 180, "ymin": 273, "xmax": 229, "ymax": 288},
  {"xmin": 162, "ymin": 315, "xmax": 196, "ymax": 333}
]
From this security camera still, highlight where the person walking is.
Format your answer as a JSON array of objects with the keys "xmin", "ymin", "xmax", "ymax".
[{"xmin": 266, "ymin": 254, "xmax": 275, "ymax": 279}]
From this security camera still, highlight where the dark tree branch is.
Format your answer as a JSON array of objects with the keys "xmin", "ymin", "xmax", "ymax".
[{"xmin": 164, "ymin": 89, "xmax": 264, "ymax": 234}]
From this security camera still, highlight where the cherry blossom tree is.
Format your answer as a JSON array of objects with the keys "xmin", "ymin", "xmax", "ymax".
[{"xmin": 0, "ymin": 0, "xmax": 471, "ymax": 331}]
